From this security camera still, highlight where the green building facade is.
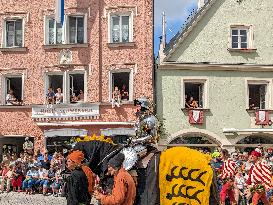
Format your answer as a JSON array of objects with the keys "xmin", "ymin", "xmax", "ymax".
[{"xmin": 157, "ymin": 0, "xmax": 273, "ymax": 151}]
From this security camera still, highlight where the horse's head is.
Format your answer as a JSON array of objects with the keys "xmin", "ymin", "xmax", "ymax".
[{"xmin": 73, "ymin": 138, "xmax": 121, "ymax": 176}]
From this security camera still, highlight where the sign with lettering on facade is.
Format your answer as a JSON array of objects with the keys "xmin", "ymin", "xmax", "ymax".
[{"xmin": 32, "ymin": 103, "xmax": 100, "ymax": 120}]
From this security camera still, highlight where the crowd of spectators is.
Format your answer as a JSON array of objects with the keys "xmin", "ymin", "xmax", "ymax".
[
  {"xmin": 0, "ymin": 150, "xmax": 65, "ymax": 196},
  {"xmin": 210, "ymin": 146, "xmax": 273, "ymax": 205}
]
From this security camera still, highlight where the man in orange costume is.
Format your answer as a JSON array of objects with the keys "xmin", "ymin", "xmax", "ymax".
[
  {"xmin": 94, "ymin": 153, "xmax": 136, "ymax": 205},
  {"xmin": 65, "ymin": 150, "xmax": 95, "ymax": 205}
]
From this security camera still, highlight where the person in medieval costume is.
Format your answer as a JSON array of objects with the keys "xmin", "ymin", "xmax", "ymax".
[
  {"xmin": 65, "ymin": 150, "xmax": 94, "ymax": 205},
  {"xmin": 246, "ymin": 148, "xmax": 271, "ymax": 205},
  {"xmin": 23, "ymin": 137, "xmax": 33, "ymax": 155},
  {"xmin": 219, "ymin": 149, "xmax": 237, "ymax": 205},
  {"xmin": 93, "ymin": 153, "xmax": 136, "ymax": 205}
]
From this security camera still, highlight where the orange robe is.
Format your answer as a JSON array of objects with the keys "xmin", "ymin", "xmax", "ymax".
[{"xmin": 100, "ymin": 168, "xmax": 136, "ymax": 205}]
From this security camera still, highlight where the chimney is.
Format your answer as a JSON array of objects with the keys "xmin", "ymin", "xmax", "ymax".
[{"xmin": 198, "ymin": 0, "xmax": 205, "ymax": 10}]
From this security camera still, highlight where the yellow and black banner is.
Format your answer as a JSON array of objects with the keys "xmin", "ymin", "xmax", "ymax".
[{"xmin": 159, "ymin": 147, "xmax": 213, "ymax": 205}]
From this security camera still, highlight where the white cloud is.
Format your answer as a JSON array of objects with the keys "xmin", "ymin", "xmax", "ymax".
[{"xmin": 154, "ymin": 0, "xmax": 197, "ymax": 25}]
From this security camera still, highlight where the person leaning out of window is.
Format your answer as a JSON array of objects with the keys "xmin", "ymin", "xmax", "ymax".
[
  {"xmin": 55, "ymin": 88, "xmax": 63, "ymax": 104},
  {"xmin": 120, "ymin": 84, "xmax": 129, "ymax": 101},
  {"xmin": 185, "ymin": 95, "xmax": 199, "ymax": 108},
  {"xmin": 46, "ymin": 87, "xmax": 55, "ymax": 107},
  {"xmin": 112, "ymin": 86, "xmax": 121, "ymax": 108},
  {"xmin": 6, "ymin": 89, "xmax": 22, "ymax": 106}
]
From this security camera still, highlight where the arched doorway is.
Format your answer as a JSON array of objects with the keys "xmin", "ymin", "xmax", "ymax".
[
  {"xmin": 168, "ymin": 133, "xmax": 220, "ymax": 152},
  {"xmin": 235, "ymin": 135, "xmax": 273, "ymax": 152}
]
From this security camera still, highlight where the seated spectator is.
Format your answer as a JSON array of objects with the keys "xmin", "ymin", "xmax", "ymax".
[
  {"xmin": 77, "ymin": 90, "xmax": 84, "ymax": 102},
  {"xmin": 120, "ymin": 84, "xmax": 129, "ymax": 101},
  {"xmin": 35, "ymin": 163, "xmax": 46, "ymax": 193},
  {"xmin": 41, "ymin": 165, "xmax": 55, "ymax": 195},
  {"xmin": 55, "ymin": 88, "xmax": 63, "ymax": 104},
  {"xmin": 70, "ymin": 93, "xmax": 77, "ymax": 103},
  {"xmin": 0, "ymin": 165, "xmax": 13, "ymax": 193},
  {"xmin": 46, "ymin": 87, "xmax": 55, "ymax": 106},
  {"xmin": 6, "ymin": 89, "xmax": 21, "ymax": 105},
  {"xmin": 23, "ymin": 165, "xmax": 39, "ymax": 194},
  {"xmin": 112, "ymin": 86, "xmax": 121, "ymax": 108},
  {"xmin": 51, "ymin": 169, "xmax": 62, "ymax": 197},
  {"xmin": 12, "ymin": 161, "xmax": 23, "ymax": 192}
]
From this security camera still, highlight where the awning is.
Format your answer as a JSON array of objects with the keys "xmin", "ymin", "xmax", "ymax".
[
  {"xmin": 44, "ymin": 128, "xmax": 88, "ymax": 137},
  {"xmin": 100, "ymin": 128, "xmax": 136, "ymax": 136}
]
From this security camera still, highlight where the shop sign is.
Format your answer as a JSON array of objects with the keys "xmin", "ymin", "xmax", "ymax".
[{"xmin": 32, "ymin": 103, "xmax": 100, "ymax": 119}]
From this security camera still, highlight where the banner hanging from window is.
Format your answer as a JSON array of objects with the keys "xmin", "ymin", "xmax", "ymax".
[
  {"xmin": 255, "ymin": 110, "xmax": 269, "ymax": 125},
  {"xmin": 189, "ymin": 109, "xmax": 204, "ymax": 124}
]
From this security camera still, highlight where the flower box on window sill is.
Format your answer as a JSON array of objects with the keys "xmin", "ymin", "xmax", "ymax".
[
  {"xmin": 107, "ymin": 42, "xmax": 135, "ymax": 48},
  {"xmin": 227, "ymin": 48, "xmax": 257, "ymax": 53},
  {"xmin": 43, "ymin": 43, "xmax": 89, "ymax": 50},
  {"xmin": 0, "ymin": 47, "xmax": 28, "ymax": 52}
]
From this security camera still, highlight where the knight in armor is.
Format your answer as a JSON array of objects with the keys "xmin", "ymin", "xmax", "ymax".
[
  {"xmin": 93, "ymin": 153, "xmax": 136, "ymax": 205},
  {"xmin": 246, "ymin": 149, "xmax": 271, "ymax": 205},
  {"xmin": 65, "ymin": 150, "xmax": 94, "ymax": 205}
]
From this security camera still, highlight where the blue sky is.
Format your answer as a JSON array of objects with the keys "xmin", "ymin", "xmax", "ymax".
[{"xmin": 154, "ymin": 0, "xmax": 197, "ymax": 55}]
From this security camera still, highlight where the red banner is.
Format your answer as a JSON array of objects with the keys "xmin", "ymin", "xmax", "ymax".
[
  {"xmin": 189, "ymin": 109, "xmax": 204, "ymax": 124},
  {"xmin": 255, "ymin": 110, "xmax": 269, "ymax": 125}
]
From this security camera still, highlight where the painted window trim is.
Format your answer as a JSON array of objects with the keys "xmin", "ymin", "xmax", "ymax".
[
  {"xmin": 2, "ymin": 17, "xmax": 25, "ymax": 48},
  {"xmin": 44, "ymin": 15, "xmax": 65, "ymax": 45},
  {"xmin": 181, "ymin": 77, "xmax": 209, "ymax": 109},
  {"xmin": 108, "ymin": 68, "xmax": 134, "ymax": 102},
  {"xmin": 245, "ymin": 79, "xmax": 272, "ymax": 110},
  {"xmin": 44, "ymin": 70, "xmax": 87, "ymax": 104},
  {"xmin": 67, "ymin": 70, "xmax": 87, "ymax": 103},
  {"xmin": 229, "ymin": 24, "xmax": 254, "ymax": 50},
  {"xmin": 44, "ymin": 13, "xmax": 87, "ymax": 45},
  {"xmin": 108, "ymin": 11, "xmax": 133, "ymax": 43},
  {"xmin": 66, "ymin": 14, "xmax": 87, "ymax": 44},
  {"xmin": 1, "ymin": 73, "xmax": 24, "ymax": 105}
]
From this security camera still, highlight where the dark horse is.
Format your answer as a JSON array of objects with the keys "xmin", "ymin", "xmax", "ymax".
[{"xmin": 72, "ymin": 139, "xmax": 219, "ymax": 205}]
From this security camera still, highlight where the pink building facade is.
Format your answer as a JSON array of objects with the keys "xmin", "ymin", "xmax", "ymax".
[{"xmin": 0, "ymin": 0, "xmax": 153, "ymax": 156}]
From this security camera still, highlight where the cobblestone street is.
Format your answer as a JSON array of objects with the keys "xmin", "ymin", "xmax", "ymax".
[{"xmin": 0, "ymin": 192, "xmax": 67, "ymax": 205}]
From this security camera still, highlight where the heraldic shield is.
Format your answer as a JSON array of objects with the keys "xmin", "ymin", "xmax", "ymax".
[{"xmin": 159, "ymin": 147, "xmax": 213, "ymax": 205}]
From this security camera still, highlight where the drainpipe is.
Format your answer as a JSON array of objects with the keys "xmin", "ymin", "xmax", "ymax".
[{"xmin": 98, "ymin": 0, "xmax": 102, "ymax": 102}]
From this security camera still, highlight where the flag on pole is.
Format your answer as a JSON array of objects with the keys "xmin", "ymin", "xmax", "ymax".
[{"xmin": 55, "ymin": 0, "xmax": 65, "ymax": 25}]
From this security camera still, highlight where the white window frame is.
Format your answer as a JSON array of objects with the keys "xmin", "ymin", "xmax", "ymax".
[
  {"xmin": 181, "ymin": 77, "xmax": 209, "ymax": 109},
  {"xmin": 246, "ymin": 79, "xmax": 271, "ymax": 110},
  {"xmin": 2, "ymin": 17, "xmax": 25, "ymax": 48},
  {"xmin": 44, "ymin": 15, "xmax": 65, "ymax": 45},
  {"xmin": 66, "ymin": 14, "xmax": 87, "ymax": 44},
  {"xmin": 67, "ymin": 70, "xmax": 87, "ymax": 103},
  {"xmin": 229, "ymin": 24, "xmax": 254, "ymax": 49},
  {"xmin": 108, "ymin": 12, "xmax": 133, "ymax": 43},
  {"xmin": 109, "ymin": 69, "xmax": 133, "ymax": 102},
  {"xmin": 2, "ymin": 73, "xmax": 24, "ymax": 105},
  {"xmin": 44, "ymin": 72, "xmax": 66, "ymax": 103},
  {"xmin": 44, "ymin": 70, "xmax": 87, "ymax": 104}
]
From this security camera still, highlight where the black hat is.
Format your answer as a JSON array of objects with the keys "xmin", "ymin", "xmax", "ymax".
[{"xmin": 108, "ymin": 153, "xmax": 125, "ymax": 169}]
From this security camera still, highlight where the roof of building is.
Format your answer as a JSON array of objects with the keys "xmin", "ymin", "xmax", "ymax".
[{"xmin": 163, "ymin": 0, "xmax": 217, "ymax": 59}]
